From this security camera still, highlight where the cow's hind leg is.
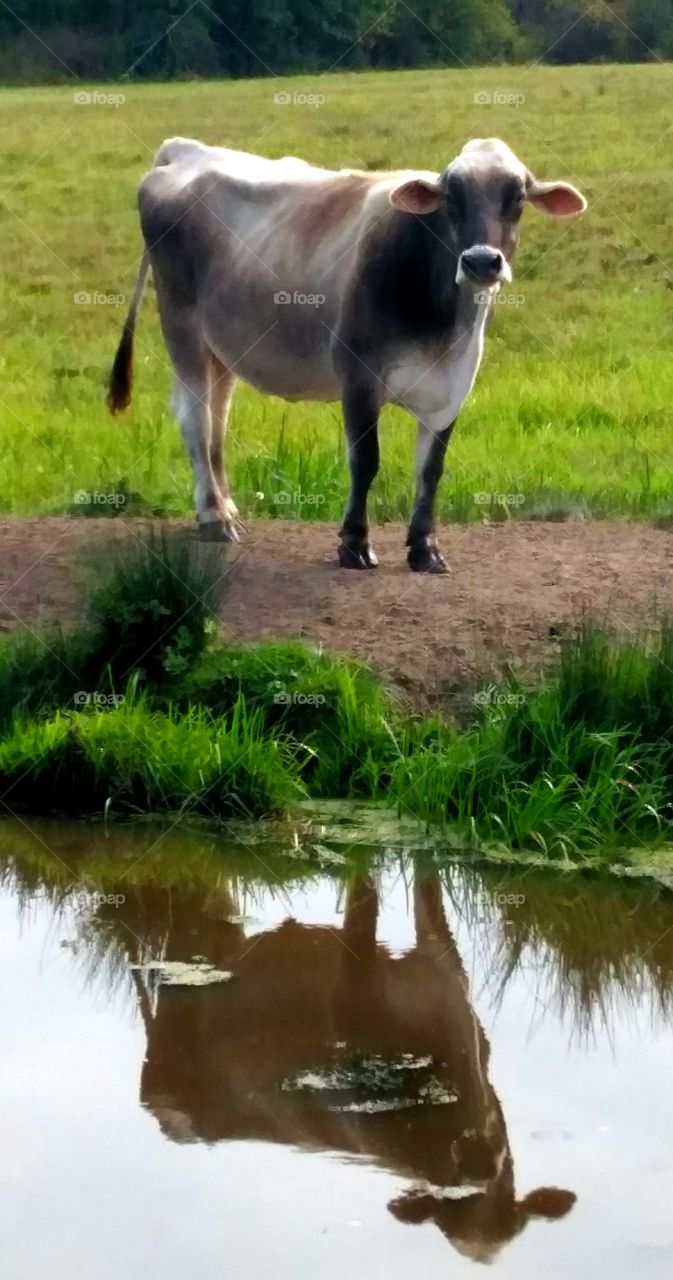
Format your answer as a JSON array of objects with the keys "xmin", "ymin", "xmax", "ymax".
[
  {"xmin": 209, "ymin": 354, "xmax": 240, "ymax": 540},
  {"xmin": 406, "ymin": 419, "xmax": 454, "ymax": 573},
  {"xmin": 171, "ymin": 359, "xmax": 235, "ymax": 542},
  {"xmin": 338, "ymin": 384, "xmax": 380, "ymax": 569}
]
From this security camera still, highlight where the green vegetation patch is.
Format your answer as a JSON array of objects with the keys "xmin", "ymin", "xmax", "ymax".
[
  {"xmin": 2, "ymin": 538, "xmax": 673, "ymax": 861},
  {"xmin": 0, "ymin": 698, "xmax": 300, "ymax": 819}
]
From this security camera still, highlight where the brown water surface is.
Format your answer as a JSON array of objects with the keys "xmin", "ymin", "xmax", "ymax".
[{"xmin": 2, "ymin": 819, "xmax": 673, "ymax": 1278}]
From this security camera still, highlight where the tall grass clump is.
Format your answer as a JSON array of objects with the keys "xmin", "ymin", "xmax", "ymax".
[
  {"xmin": 0, "ymin": 627, "xmax": 92, "ymax": 732},
  {"xmin": 555, "ymin": 619, "xmax": 673, "ymax": 757},
  {"xmin": 0, "ymin": 694, "xmax": 301, "ymax": 819},
  {"xmin": 391, "ymin": 621, "xmax": 673, "ymax": 854},
  {"xmin": 83, "ymin": 531, "xmax": 226, "ymax": 684},
  {"xmin": 181, "ymin": 640, "xmax": 398, "ymax": 794},
  {"xmin": 0, "ymin": 533, "xmax": 227, "ymax": 732}
]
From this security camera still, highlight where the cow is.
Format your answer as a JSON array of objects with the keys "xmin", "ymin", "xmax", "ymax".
[
  {"xmin": 120, "ymin": 870, "xmax": 576, "ymax": 1264},
  {"xmin": 108, "ymin": 136, "xmax": 586, "ymax": 572}
]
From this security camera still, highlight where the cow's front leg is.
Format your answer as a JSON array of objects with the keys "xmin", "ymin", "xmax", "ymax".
[
  {"xmin": 338, "ymin": 384, "xmax": 380, "ymax": 569},
  {"xmin": 406, "ymin": 419, "xmax": 455, "ymax": 573}
]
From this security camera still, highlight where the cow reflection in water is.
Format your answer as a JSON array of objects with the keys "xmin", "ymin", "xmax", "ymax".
[{"xmin": 128, "ymin": 873, "xmax": 575, "ymax": 1264}]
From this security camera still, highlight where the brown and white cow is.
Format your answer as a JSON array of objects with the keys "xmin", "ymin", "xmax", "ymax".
[{"xmin": 108, "ymin": 137, "xmax": 586, "ymax": 571}]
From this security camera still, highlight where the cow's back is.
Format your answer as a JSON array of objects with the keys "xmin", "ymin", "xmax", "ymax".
[{"xmin": 137, "ymin": 137, "xmax": 440, "ymax": 400}]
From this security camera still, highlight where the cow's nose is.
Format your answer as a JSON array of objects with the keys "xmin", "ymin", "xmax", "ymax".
[{"xmin": 459, "ymin": 246, "xmax": 505, "ymax": 283}]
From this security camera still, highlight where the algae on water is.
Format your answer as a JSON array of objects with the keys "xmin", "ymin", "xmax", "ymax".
[{"xmin": 131, "ymin": 960, "xmax": 233, "ymax": 987}]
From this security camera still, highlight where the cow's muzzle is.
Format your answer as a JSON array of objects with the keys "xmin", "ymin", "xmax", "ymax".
[{"xmin": 456, "ymin": 245, "xmax": 511, "ymax": 287}]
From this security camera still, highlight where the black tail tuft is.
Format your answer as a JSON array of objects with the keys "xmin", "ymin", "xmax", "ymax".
[{"xmin": 107, "ymin": 322, "xmax": 134, "ymax": 414}]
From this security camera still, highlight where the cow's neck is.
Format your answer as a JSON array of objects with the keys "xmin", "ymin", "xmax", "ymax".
[
  {"xmin": 382, "ymin": 266, "xmax": 492, "ymax": 426},
  {"xmin": 366, "ymin": 207, "xmax": 460, "ymax": 343}
]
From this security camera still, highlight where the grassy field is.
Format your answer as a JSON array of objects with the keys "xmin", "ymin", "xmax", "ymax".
[{"xmin": 2, "ymin": 63, "xmax": 673, "ymax": 523}]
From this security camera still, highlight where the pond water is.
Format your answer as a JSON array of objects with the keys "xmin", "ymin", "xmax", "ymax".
[{"xmin": 2, "ymin": 817, "xmax": 673, "ymax": 1279}]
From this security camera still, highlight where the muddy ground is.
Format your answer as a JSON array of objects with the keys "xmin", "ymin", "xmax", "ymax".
[{"xmin": 1, "ymin": 517, "xmax": 672, "ymax": 707}]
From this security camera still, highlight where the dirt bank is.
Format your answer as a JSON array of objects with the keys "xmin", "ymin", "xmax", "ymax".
[{"xmin": 2, "ymin": 517, "xmax": 672, "ymax": 706}]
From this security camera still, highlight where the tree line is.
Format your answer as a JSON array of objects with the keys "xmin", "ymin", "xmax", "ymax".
[{"xmin": 2, "ymin": 0, "xmax": 672, "ymax": 82}]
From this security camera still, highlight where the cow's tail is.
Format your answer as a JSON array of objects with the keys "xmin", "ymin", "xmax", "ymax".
[{"xmin": 107, "ymin": 247, "xmax": 151, "ymax": 413}]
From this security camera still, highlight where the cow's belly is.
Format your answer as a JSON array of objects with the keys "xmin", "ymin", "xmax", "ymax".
[
  {"xmin": 207, "ymin": 327, "xmax": 341, "ymax": 401},
  {"xmin": 203, "ymin": 289, "xmax": 342, "ymax": 401},
  {"xmin": 230, "ymin": 353, "xmax": 341, "ymax": 402}
]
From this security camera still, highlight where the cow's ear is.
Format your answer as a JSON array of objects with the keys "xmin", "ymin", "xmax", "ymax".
[
  {"xmin": 389, "ymin": 178, "xmax": 442, "ymax": 215},
  {"xmin": 527, "ymin": 178, "xmax": 587, "ymax": 218},
  {"xmin": 519, "ymin": 1188, "xmax": 577, "ymax": 1220}
]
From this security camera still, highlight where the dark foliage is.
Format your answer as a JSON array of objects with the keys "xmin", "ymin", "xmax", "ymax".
[{"xmin": 1, "ymin": 1, "xmax": 671, "ymax": 83}]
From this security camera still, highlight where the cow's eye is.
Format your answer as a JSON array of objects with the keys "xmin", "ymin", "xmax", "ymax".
[
  {"xmin": 447, "ymin": 177, "xmax": 466, "ymax": 219},
  {"xmin": 503, "ymin": 185, "xmax": 525, "ymax": 219}
]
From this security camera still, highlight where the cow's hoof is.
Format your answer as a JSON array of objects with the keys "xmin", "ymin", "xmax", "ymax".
[
  {"xmin": 338, "ymin": 540, "xmax": 378, "ymax": 570},
  {"xmin": 199, "ymin": 519, "xmax": 240, "ymax": 543},
  {"xmin": 407, "ymin": 542, "xmax": 448, "ymax": 574}
]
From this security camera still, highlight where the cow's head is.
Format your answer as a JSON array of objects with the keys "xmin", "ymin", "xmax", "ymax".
[
  {"xmin": 388, "ymin": 1182, "xmax": 577, "ymax": 1264},
  {"xmin": 388, "ymin": 138, "xmax": 586, "ymax": 290}
]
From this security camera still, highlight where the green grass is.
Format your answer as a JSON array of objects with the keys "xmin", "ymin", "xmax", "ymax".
[
  {"xmin": 391, "ymin": 688, "xmax": 669, "ymax": 855},
  {"xmin": 0, "ymin": 530, "xmax": 227, "ymax": 729},
  {"xmin": 2, "ymin": 64, "xmax": 673, "ymax": 523},
  {"xmin": 0, "ymin": 539, "xmax": 672, "ymax": 855},
  {"xmin": 181, "ymin": 641, "xmax": 396, "ymax": 795},
  {"xmin": 0, "ymin": 695, "xmax": 301, "ymax": 819},
  {"xmin": 2, "ymin": 539, "xmax": 673, "ymax": 857},
  {"xmin": 388, "ymin": 620, "xmax": 673, "ymax": 852}
]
